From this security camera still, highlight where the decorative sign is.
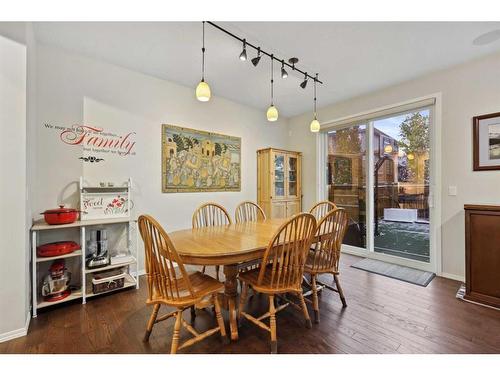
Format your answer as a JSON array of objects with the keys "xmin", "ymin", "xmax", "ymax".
[
  {"xmin": 162, "ymin": 124, "xmax": 241, "ymax": 193},
  {"xmin": 81, "ymin": 193, "xmax": 131, "ymax": 220},
  {"xmin": 43, "ymin": 123, "xmax": 137, "ymax": 158}
]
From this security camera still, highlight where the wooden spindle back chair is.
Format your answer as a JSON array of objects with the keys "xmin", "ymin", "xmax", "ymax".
[
  {"xmin": 192, "ymin": 202, "xmax": 232, "ymax": 280},
  {"xmin": 238, "ymin": 213, "xmax": 317, "ymax": 353},
  {"xmin": 192, "ymin": 202, "xmax": 232, "ymax": 228},
  {"xmin": 309, "ymin": 200, "xmax": 337, "ymax": 221},
  {"xmin": 303, "ymin": 208, "xmax": 349, "ymax": 323},
  {"xmin": 235, "ymin": 201, "xmax": 266, "ymax": 223},
  {"xmin": 138, "ymin": 215, "xmax": 227, "ymax": 354}
]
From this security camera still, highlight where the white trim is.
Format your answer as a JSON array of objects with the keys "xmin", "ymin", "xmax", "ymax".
[
  {"xmin": 316, "ymin": 132, "xmax": 328, "ymax": 202},
  {"xmin": 319, "ymin": 95, "xmax": 437, "ymax": 131},
  {"xmin": 0, "ymin": 311, "xmax": 30, "ymax": 343},
  {"xmin": 341, "ymin": 245, "xmax": 436, "ymax": 273},
  {"xmin": 440, "ymin": 272, "xmax": 465, "ymax": 282}
]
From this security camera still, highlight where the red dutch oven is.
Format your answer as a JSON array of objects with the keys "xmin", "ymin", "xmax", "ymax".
[
  {"xmin": 37, "ymin": 241, "xmax": 80, "ymax": 257},
  {"xmin": 41, "ymin": 205, "xmax": 79, "ymax": 225}
]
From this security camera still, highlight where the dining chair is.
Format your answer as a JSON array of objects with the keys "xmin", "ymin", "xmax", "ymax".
[
  {"xmin": 303, "ymin": 208, "xmax": 349, "ymax": 323},
  {"xmin": 309, "ymin": 200, "xmax": 337, "ymax": 221},
  {"xmin": 235, "ymin": 201, "xmax": 266, "ymax": 223},
  {"xmin": 192, "ymin": 202, "xmax": 232, "ymax": 281},
  {"xmin": 138, "ymin": 214, "xmax": 228, "ymax": 354},
  {"xmin": 238, "ymin": 212, "xmax": 317, "ymax": 354}
]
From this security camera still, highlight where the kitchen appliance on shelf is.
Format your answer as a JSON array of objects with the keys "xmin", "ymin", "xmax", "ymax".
[
  {"xmin": 86, "ymin": 229, "xmax": 110, "ymax": 269},
  {"xmin": 41, "ymin": 259, "xmax": 72, "ymax": 302},
  {"xmin": 37, "ymin": 241, "xmax": 80, "ymax": 257}
]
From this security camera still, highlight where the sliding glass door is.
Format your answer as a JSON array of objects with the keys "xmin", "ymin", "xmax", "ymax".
[{"xmin": 325, "ymin": 105, "xmax": 434, "ymax": 269}]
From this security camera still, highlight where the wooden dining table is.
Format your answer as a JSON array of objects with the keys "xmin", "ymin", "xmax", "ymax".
[{"xmin": 169, "ymin": 217, "xmax": 288, "ymax": 341}]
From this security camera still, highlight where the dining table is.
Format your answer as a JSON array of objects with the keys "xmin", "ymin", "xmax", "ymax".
[{"xmin": 169, "ymin": 217, "xmax": 288, "ymax": 341}]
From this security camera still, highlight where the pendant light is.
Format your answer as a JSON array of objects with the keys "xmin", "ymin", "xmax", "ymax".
[
  {"xmin": 266, "ymin": 55, "xmax": 278, "ymax": 122},
  {"xmin": 195, "ymin": 21, "xmax": 211, "ymax": 102},
  {"xmin": 310, "ymin": 73, "xmax": 320, "ymax": 132}
]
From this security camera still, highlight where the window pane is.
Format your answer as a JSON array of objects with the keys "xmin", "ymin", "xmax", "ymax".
[
  {"xmin": 327, "ymin": 124, "xmax": 367, "ymax": 249},
  {"xmin": 373, "ymin": 110, "xmax": 430, "ymax": 262}
]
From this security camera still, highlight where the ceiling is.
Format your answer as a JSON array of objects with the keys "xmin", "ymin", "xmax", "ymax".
[{"xmin": 33, "ymin": 22, "xmax": 500, "ymax": 118}]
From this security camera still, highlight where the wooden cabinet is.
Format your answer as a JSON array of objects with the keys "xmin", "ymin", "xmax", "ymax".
[
  {"xmin": 464, "ymin": 204, "xmax": 500, "ymax": 309},
  {"xmin": 257, "ymin": 148, "xmax": 302, "ymax": 219}
]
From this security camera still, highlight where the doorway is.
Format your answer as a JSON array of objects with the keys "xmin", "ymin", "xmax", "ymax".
[{"xmin": 323, "ymin": 102, "xmax": 437, "ymax": 272}]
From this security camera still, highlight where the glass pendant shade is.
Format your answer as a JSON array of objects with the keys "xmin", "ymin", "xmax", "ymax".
[
  {"xmin": 196, "ymin": 80, "xmax": 211, "ymax": 102},
  {"xmin": 267, "ymin": 104, "xmax": 279, "ymax": 122},
  {"xmin": 310, "ymin": 118, "xmax": 320, "ymax": 132}
]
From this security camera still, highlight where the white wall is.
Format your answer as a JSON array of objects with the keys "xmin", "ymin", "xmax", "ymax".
[
  {"xmin": 35, "ymin": 44, "xmax": 289, "ymax": 270},
  {"xmin": 288, "ymin": 51, "xmax": 500, "ymax": 280},
  {"xmin": 0, "ymin": 34, "xmax": 28, "ymax": 341}
]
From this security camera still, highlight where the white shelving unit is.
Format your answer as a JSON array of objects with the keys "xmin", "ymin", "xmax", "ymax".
[{"xmin": 31, "ymin": 178, "xmax": 139, "ymax": 318}]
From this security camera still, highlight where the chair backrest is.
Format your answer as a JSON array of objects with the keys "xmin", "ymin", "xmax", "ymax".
[
  {"xmin": 235, "ymin": 201, "xmax": 267, "ymax": 223},
  {"xmin": 309, "ymin": 208, "xmax": 348, "ymax": 272},
  {"xmin": 138, "ymin": 215, "xmax": 194, "ymax": 302},
  {"xmin": 257, "ymin": 213, "xmax": 317, "ymax": 291},
  {"xmin": 192, "ymin": 202, "xmax": 232, "ymax": 228},
  {"xmin": 309, "ymin": 200, "xmax": 337, "ymax": 221}
]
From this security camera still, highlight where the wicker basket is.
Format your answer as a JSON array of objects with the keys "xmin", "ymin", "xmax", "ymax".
[{"xmin": 92, "ymin": 268, "xmax": 126, "ymax": 295}]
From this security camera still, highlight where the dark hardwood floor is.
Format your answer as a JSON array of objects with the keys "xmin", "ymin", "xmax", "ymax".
[{"xmin": 1, "ymin": 254, "xmax": 499, "ymax": 354}]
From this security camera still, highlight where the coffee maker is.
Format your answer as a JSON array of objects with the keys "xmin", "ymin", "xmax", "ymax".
[{"xmin": 86, "ymin": 229, "xmax": 110, "ymax": 269}]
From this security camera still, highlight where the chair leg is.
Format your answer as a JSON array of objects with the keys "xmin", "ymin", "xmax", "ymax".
[
  {"xmin": 297, "ymin": 291, "xmax": 312, "ymax": 329},
  {"xmin": 269, "ymin": 295, "xmax": 277, "ymax": 354},
  {"xmin": 143, "ymin": 303, "xmax": 160, "ymax": 342},
  {"xmin": 311, "ymin": 275, "xmax": 320, "ymax": 323},
  {"xmin": 201, "ymin": 266, "xmax": 206, "ymax": 274},
  {"xmin": 170, "ymin": 310, "xmax": 182, "ymax": 354},
  {"xmin": 190, "ymin": 305, "xmax": 196, "ymax": 323},
  {"xmin": 215, "ymin": 265, "xmax": 220, "ymax": 281},
  {"xmin": 213, "ymin": 293, "xmax": 229, "ymax": 344},
  {"xmin": 238, "ymin": 282, "xmax": 249, "ymax": 325},
  {"xmin": 334, "ymin": 274, "xmax": 347, "ymax": 307}
]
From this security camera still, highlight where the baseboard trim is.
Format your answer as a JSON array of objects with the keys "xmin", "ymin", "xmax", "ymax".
[
  {"xmin": 0, "ymin": 311, "xmax": 30, "ymax": 343},
  {"xmin": 131, "ymin": 269, "xmax": 146, "ymax": 277},
  {"xmin": 439, "ymin": 272, "xmax": 465, "ymax": 282}
]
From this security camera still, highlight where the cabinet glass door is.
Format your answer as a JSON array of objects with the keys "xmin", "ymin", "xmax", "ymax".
[
  {"xmin": 288, "ymin": 155, "xmax": 298, "ymax": 197},
  {"xmin": 274, "ymin": 153, "xmax": 285, "ymax": 197}
]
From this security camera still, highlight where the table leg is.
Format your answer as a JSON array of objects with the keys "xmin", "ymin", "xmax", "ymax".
[{"xmin": 223, "ymin": 264, "xmax": 239, "ymax": 341}]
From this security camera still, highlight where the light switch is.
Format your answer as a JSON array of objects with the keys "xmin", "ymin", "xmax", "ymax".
[{"xmin": 448, "ymin": 185, "xmax": 457, "ymax": 196}]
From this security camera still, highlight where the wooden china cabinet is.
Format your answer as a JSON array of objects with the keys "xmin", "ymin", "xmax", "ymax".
[{"xmin": 257, "ymin": 148, "xmax": 302, "ymax": 219}]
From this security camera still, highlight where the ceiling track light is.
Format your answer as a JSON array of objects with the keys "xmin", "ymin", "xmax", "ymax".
[
  {"xmin": 281, "ymin": 60, "xmax": 288, "ymax": 78},
  {"xmin": 267, "ymin": 54, "xmax": 278, "ymax": 122},
  {"xmin": 310, "ymin": 73, "xmax": 320, "ymax": 132},
  {"xmin": 205, "ymin": 21, "xmax": 323, "ymax": 85},
  {"xmin": 195, "ymin": 21, "xmax": 211, "ymax": 102},
  {"xmin": 251, "ymin": 47, "xmax": 262, "ymax": 67},
  {"xmin": 239, "ymin": 38, "xmax": 247, "ymax": 61},
  {"xmin": 300, "ymin": 73, "xmax": 308, "ymax": 89}
]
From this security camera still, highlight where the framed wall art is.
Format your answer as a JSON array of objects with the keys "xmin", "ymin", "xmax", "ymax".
[
  {"xmin": 473, "ymin": 112, "xmax": 500, "ymax": 171},
  {"xmin": 162, "ymin": 124, "xmax": 241, "ymax": 193}
]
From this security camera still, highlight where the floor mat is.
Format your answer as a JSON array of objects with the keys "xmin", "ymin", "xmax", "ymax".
[{"xmin": 351, "ymin": 258, "xmax": 435, "ymax": 287}]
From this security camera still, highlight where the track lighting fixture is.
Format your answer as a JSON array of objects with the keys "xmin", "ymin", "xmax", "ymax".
[
  {"xmin": 280, "ymin": 60, "xmax": 288, "ymax": 78},
  {"xmin": 239, "ymin": 38, "xmax": 247, "ymax": 61},
  {"xmin": 310, "ymin": 74, "xmax": 320, "ymax": 132},
  {"xmin": 267, "ymin": 55, "xmax": 278, "ymax": 122},
  {"xmin": 251, "ymin": 47, "xmax": 262, "ymax": 67},
  {"xmin": 195, "ymin": 21, "xmax": 211, "ymax": 102},
  {"xmin": 300, "ymin": 73, "xmax": 308, "ymax": 89},
  {"xmin": 195, "ymin": 22, "xmax": 324, "ymax": 121}
]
